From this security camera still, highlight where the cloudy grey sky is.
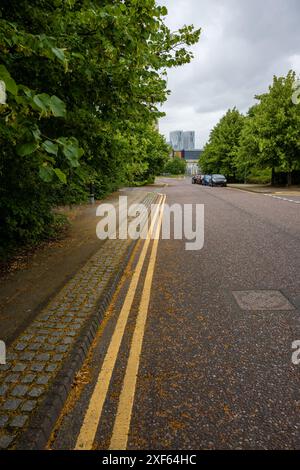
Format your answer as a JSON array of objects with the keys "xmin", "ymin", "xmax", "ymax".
[{"xmin": 158, "ymin": 0, "xmax": 300, "ymax": 148}]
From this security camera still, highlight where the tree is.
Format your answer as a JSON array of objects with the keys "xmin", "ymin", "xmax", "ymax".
[
  {"xmin": 235, "ymin": 105, "xmax": 261, "ymax": 182},
  {"xmin": 255, "ymin": 71, "xmax": 300, "ymax": 185},
  {"xmin": 0, "ymin": 1, "xmax": 201, "ymax": 257},
  {"xmin": 200, "ymin": 108, "xmax": 245, "ymax": 179},
  {"xmin": 164, "ymin": 156, "xmax": 186, "ymax": 175}
]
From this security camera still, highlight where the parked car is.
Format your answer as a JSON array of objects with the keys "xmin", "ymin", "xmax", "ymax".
[
  {"xmin": 210, "ymin": 174, "xmax": 227, "ymax": 187},
  {"xmin": 202, "ymin": 175, "xmax": 212, "ymax": 186},
  {"xmin": 192, "ymin": 174, "xmax": 202, "ymax": 184}
]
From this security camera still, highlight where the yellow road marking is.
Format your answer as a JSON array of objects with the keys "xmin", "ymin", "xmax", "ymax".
[
  {"xmin": 109, "ymin": 195, "xmax": 166, "ymax": 450},
  {"xmin": 75, "ymin": 194, "xmax": 164, "ymax": 450},
  {"xmin": 274, "ymin": 191, "xmax": 300, "ymax": 196}
]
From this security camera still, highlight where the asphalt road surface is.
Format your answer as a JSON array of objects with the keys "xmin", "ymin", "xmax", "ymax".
[{"xmin": 50, "ymin": 178, "xmax": 300, "ymax": 450}]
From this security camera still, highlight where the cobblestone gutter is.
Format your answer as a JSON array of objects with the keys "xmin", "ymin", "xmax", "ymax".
[{"xmin": 0, "ymin": 192, "xmax": 159, "ymax": 449}]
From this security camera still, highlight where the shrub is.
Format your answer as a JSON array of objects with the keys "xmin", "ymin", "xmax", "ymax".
[{"xmin": 164, "ymin": 157, "xmax": 186, "ymax": 175}]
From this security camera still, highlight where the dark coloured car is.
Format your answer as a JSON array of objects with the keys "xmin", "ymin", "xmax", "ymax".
[
  {"xmin": 202, "ymin": 175, "xmax": 212, "ymax": 186},
  {"xmin": 210, "ymin": 174, "xmax": 227, "ymax": 187},
  {"xmin": 192, "ymin": 174, "xmax": 202, "ymax": 184}
]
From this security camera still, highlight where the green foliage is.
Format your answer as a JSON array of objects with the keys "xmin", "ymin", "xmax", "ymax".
[
  {"xmin": 46, "ymin": 213, "xmax": 70, "ymax": 242},
  {"xmin": 164, "ymin": 156, "xmax": 186, "ymax": 175},
  {"xmin": 236, "ymin": 71, "xmax": 300, "ymax": 179},
  {"xmin": 201, "ymin": 71, "xmax": 300, "ymax": 184},
  {"xmin": 200, "ymin": 108, "xmax": 245, "ymax": 179},
  {"xmin": 246, "ymin": 168, "xmax": 272, "ymax": 185},
  {"xmin": 0, "ymin": 1, "xmax": 200, "ymax": 257}
]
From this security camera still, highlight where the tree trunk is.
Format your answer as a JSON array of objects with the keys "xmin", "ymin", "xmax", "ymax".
[{"xmin": 271, "ymin": 167, "xmax": 275, "ymax": 186}]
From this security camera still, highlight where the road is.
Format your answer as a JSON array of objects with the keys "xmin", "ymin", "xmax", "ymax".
[{"xmin": 50, "ymin": 178, "xmax": 300, "ymax": 450}]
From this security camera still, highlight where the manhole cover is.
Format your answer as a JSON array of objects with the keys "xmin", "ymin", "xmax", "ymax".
[{"xmin": 232, "ymin": 290, "xmax": 295, "ymax": 311}]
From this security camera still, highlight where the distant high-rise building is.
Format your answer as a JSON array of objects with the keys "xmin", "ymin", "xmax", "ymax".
[
  {"xmin": 170, "ymin": 130, "xmax": 196, "ymax": 151},
  {"xmin": 183, "ymin": 131, "xmax": 195, "ymax": 150},
  {"xmin": 170, "ymin": 130, "xmax": 184, "ymax": 151}
]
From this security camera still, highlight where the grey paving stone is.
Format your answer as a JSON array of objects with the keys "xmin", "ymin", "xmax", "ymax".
[
  {"xmin": 50, "ymin": 331, "xmax": 63, "ymax": 337},
  {"xmin": 36, "ymin": 374, "xmax": 51, "ymax": 385},
  {"xmin": 14, "ymin": 342, "xmax": 27, "ymax": 351},
  {"xmin": 62, "ymin": 337, "xmax": 73, "ymax": 345},
  {"xmin": 66, "ymin": 331, "xmax": 77, "ymax": 337},
  {"xmin": 12, "ymin": 363, "xmax": 27, "ymax": 372},
  {"xmin": 0, "ymin": 434, "xmax": 15, "ymax": 449},
  {"xmin": 10, "ymin": 415, "xmax": 28, "ymax": 428},
  {"xmin": 55, "ymin": 323, "xmax": 67, "ymax": 330},
  {"xmin": 0, "ymin": 385, "xmax": 8, "ymax": 396},
  {"xmin": 7, "ymin": 352, "xmax": 18, "ymax": 361},
  {"xmin": 37, "ymin": 329, "xmax": 50, "ymax": 335},
  {"xmin": 21, "ymin": 374, "xmax": 36, "ymax": 384},
  {"xmin": 52, "ymin": 354, "xmax": 64, "ymax": 361},
  {"xmin": 12, "ymin": 385, "xmax": 30, "ymax": 397},
  {"xmin": 65, "ymin": 315, "xmax": 76, "ymax": 321},
  {"xmin": 22, "ymin": 352, "xmax": 36, "ymax": 361},
  {"xmin": 28, "ymin": 387, "xmax": 44, "ymax": 398},
  {"xmin": 2, "ymin": 399, "xmax": 22, "ymax": 411},
  {"xmin": 30, "ymin": 363, "xmax": 45, "ymax": 372},
  {"xmin": 0, "ymin": 415, "xmax": 9, "ymax": 426},
  {"xmin": 55, "ymin": 312, "xmax": 65, "ymax": 319},
  {"xmin": 45, "ymin": 363, "xmax": 59, "ymax": 372},
  {"xmin": 21, "ymin": 335, "xmax": 33, "ymax": 341},
  {"xmin": 43, "ymin": 344, "xmax": 56, "ymax": 351},
  {"xmin": 0, "ymin": 364, "xmax": 10, "ymax": 372},
  {"xmin": 21, "ymin": 400, "xmax": 37, "ymax": 412},
  {"xmin": 35, "ymin": 353, "xmax": 51, "ymax": 361},
  {"xmin": 4, "ymin": 373, "xmax": 20, "ymax": 383},
  {"xmin": 35, "ymin": 336, "xmax": 47, "ymax": 342},
  {"xmin": 48, "ymin": 337, "xmax": 60, "ymax": 344},
  {"xmin": 28, "ymin": 343, "xmax": 41, "ymax": 351},
  {"xmin": 56, "ymin": 345, "xmax": 68, "ymax": 353}
]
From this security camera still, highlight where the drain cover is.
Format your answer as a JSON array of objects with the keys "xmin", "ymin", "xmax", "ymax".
[{"xmin": 232, "ymin": 290, "xmax": 295, "ymax": 311}]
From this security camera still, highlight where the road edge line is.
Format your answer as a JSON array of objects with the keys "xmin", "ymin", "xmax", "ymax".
[
  {"xmin": 74, "ymin": 195, "xmax": 164, "ymax": 450},
  {"xmin": 109, "ymin": 195, "xmax": 166, "ymax": 450}
]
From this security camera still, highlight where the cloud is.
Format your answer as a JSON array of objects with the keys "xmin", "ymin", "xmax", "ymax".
[{"xmin": 158, "ymin": 0, "xmax": 300, "ymax": 147}]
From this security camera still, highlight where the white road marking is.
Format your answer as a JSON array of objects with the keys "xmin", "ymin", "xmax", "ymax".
[{"xmin": 264, "ymin": 194, "xmax": 300, "ymax": 204}]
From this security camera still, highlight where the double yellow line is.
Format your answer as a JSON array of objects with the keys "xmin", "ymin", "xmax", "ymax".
[{"xmin": 75, "ymin": 194, "xmax": 166, "ymax": 450}]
